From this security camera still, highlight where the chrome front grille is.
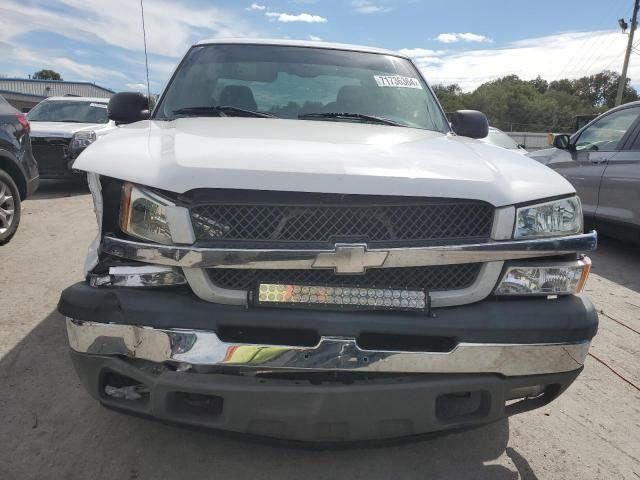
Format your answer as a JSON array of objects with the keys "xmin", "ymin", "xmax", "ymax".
[
  {"xmin": 182, "ymin": 191, "xmax": 497, "ymax": 307},
  {"xmin": 189, "ymin": 195, "xmax": 493, "ymax": 246},
  {"xmin": 206, "ymin": 264, "xmax": 482, "ymax": 292}
]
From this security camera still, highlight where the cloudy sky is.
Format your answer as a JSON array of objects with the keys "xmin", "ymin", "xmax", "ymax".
[{"xmin": 0, "ymin": 0, "xmax": 637, "ymax": 93}]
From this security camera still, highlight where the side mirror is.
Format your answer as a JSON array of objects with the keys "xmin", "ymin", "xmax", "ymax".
[
  {"xmin": 517, "ymin": 144, "xmax": 526, "ymax": 149},
  {"xmin": 108, "ymin": 92, "xmax": 149, "ymax": 124},
  {"xmin": 450, "ymin": 110, "xmax": 489, "ymax": 139},
  {"xmin": 553, "ymin": 134, "xmax": 571, "ymax": 150}
]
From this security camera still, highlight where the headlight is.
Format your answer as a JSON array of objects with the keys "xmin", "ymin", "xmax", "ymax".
[
  {"xmin": 514, "ymin": 196, "xmax": 582, "ymax": 239},
  {"xmin": 120, "ymin": 182, "xmax": 173, "ymax": 244},
  {"xmin": 70, "ymin": 130, "xmax": 97, "ymax": 158},
  {"xmin": 495, "ymin": 258, "xmax": 591, "ymax": 296}
]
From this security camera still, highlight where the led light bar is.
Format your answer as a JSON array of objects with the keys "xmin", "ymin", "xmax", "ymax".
[{"xmin": 253, "ymin": 283, "xmax": 429, "ymax": 312}]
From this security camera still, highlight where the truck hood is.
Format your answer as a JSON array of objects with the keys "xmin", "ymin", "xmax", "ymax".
[
  {"xmin": 74, "ymin": 117, "xmax": 575, "ymax": 207},
  {"xmin": 30, "ymin": 121, "xmax": 112, "ymax": 138}
]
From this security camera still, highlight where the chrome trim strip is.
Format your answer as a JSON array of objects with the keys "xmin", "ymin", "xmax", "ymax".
[
  {"xmin": 66, "ymin": 318, "xmax": 590, "ymax": 376},
  {"xmin": 101, "ymin": 231, "xmax": 598, "ymax": 269}
]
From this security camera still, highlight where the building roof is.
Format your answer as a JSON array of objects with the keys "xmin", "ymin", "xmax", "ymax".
[
  {"xmin": 0, "ymin": 78, "xmax": 114, "ymax": 99},
  {"xmin": 195, "ymin": 38, "xmax": 408, "ymax": 58}
]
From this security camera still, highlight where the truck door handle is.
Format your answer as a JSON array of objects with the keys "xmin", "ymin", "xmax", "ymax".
[{"xmin": 590, "ymin": 159, "xmax": 607, "ymax": 165}]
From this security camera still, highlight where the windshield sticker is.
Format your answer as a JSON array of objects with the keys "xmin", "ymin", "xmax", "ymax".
[
  {"xmin": 90, "ymin": 103, "xmax": 108, "ymax": 108},
  {"xmin": 374, "ymin": 75, "xmax": 422, "ymax": 89}
]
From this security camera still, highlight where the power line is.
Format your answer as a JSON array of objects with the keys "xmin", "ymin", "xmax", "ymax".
[
  {"xmin": 553, "ymin": 3, "xmax": 623, "ymax": 82},
  {"xmin": 579, "ymin": 32, "xmax": 620, "ymax": 77}
]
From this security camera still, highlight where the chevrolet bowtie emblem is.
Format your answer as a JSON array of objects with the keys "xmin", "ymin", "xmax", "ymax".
[{"xmin": 312, "ymin": 244, "xmax": 388, "ymax": 274}]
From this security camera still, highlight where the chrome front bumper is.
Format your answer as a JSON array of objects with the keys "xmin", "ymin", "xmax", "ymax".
[{"xmin": 66, "ymin": 318, "xmax": 590, "ymax": 377}]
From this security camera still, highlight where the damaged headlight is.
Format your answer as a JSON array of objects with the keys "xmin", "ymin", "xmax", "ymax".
[
  {"xmin": 514, "ymin": 196, "xmax": 582, "ymax": 239},
  {"xmin": 120, "ymin": 182, "xmax": 173, "ymax": 244}
]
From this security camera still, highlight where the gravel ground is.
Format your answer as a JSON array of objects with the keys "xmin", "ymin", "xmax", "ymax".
[{"xmin": 1, "ymin": 181, "xmax": 638, "ymax": 480}]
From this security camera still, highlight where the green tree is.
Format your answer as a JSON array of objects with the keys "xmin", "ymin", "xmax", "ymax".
[
  {"xmin": 32, "ymin": 69, "xmax": 62, "ymax": 81},
  {"xmin": 550, "ymin": 71, "xmax": 639, "ymax": 109},
  {"xmin": 431, "ymin": 84, "xmax": 466, "ymax": 112},
  {"xmin": 430, "ymin": 70, "xmax": 639, "ymax": 133}
]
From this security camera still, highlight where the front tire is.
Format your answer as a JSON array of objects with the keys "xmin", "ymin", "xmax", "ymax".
[{"xmin": 0, "ymin": 170, "xmax": 21, "ymax": 245}]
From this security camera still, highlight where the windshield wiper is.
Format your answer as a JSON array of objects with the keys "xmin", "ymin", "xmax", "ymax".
[
  {"xmin": 172, "ymin": 105, "xmax": 275, "ymax": 118},
  {"xmin": 298, "ymin": 112, "xmax": 403, "ymax": 127}
]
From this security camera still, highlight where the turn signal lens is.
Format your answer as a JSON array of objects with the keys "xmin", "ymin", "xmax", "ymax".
[{"xmin": 495, "ymin": 258, "xmax": 591, "ymax": 296}]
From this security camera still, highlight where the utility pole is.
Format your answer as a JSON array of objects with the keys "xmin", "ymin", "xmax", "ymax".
[{"xmin": 616, "ymin": 0, "xmax": 640, "ymax": 106}]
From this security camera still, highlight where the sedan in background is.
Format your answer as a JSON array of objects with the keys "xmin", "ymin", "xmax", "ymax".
[
  {"xmin": 0, "ymin": 94, "xmax": 39, "ymax": 244},
  {"xmin": 528, "ymin": 101, "xmax": 640, "ymax": 244},
  {"xmin": 27, "ymin": 97, "xmax": 117, "ymax": 180},
  {"xmin": 480, "ymin": 127, "xmax": 528, "ymax": 154}
]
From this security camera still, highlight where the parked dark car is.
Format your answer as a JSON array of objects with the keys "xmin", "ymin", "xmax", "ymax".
[
  {"xmin": 528, "ymin": 101, "xmax": 640, "ymax": 244},
  {"xmin": 0, "ymin": 95, "xmax": 39, "ymax": 244}
]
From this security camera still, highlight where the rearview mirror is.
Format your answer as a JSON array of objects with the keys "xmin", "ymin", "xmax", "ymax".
[
  {"xmin": 450, "ymin": 110, "xmax": 489, "ymax": 139},
  {"xmin": 108, "ymin": 92, "xmax": 149, "ymax": 124},
  {"xmin": 553, "ymin": 134, "xmax": 571, "ymax": 150}
]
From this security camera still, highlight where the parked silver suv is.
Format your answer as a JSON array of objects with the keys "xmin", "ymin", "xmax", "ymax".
[{"xmin": 528, "ymin": 102, "xmax": 640, "ymax": 243}]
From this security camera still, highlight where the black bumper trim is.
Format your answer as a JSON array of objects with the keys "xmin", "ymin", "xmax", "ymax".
[{"xmin": 58, "ymin": 283, "xmax": 598, "ymax": 344}]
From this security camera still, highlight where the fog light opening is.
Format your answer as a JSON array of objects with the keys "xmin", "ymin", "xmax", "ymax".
[{"xmin": 166, "ymin": 392, "xmax": 224, "ymax": 422}]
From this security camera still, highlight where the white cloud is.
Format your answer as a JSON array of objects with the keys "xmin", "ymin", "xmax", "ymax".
[
  {"xmin": 308, "ymin": 35, "xmax": 322, "ymax": 41},
  {"xmin": 266, "ymin": 12, "xmax": 327, "ymax": 23},
  {"xmin": 0, "ymin": 0, "xmax": 256, "ymax": 89},
  {"xmin": 404, "ymin": 30, "xmax": 630, "ymax": 91},
  {"xmin": 246, "ymin": 3, "xmax": 266, "ymax": 11},
  {"xmin": 0, "ymin": 0, "xmax": 254, "ymax": 58},
  {"xmin": 436, "ymin": 32, "xmax": 492, "ymax": 44},
  {"xmin": 398, "ymin": 48, "xmax": 444, "ymax": 57},
  {"xmin": 126, "ymin": 83, "xmax": 147, "ymax": 90},
  {"xmin": 351, "ymin": 0, "xmax": 393, "ymax": 14},
  {"xmin": 0, "ymin": 41, "xmax": 128, "ymax": 81}
]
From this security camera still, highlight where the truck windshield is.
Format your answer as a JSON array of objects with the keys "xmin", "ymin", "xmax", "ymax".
[
  {"xmin": 155, "ymin": 44, "xmax": 448, "ymax": 132},
  {"xmin": 27, "ymin": 100, "xmax": 109, "ymax": 124}
]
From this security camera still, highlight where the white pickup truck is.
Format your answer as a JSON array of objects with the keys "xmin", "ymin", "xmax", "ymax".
[
  {"xmin": 28, "ymin": 96, "xmax": 116, "ymax": 180},
  {"xmin": 59, "ymin": 39, "xmax": 598, "ymax": 443}
]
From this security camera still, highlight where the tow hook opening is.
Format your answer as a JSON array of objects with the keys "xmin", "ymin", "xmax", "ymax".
[{"xmin": 101, "ymin": 371, "xmax": 150, "ymax": 406}]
